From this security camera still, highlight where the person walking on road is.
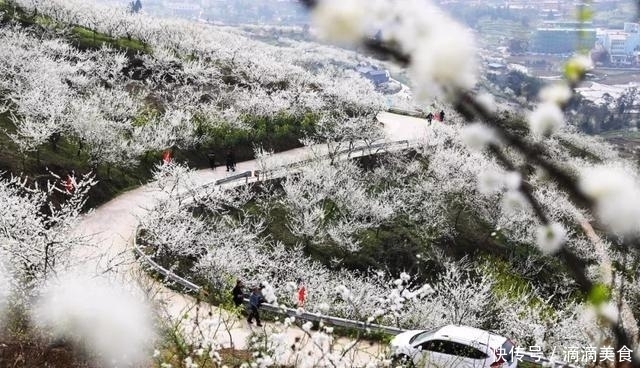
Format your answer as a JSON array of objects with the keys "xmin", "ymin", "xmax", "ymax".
[
  {"xmin": 225, "ymin": 150, "xmax": 236, "ymax": 172},
  {"xmin": 208, "ymin": 152, "xmax": 216, "ymax": 170},
  {"xmin": 232, "ymin": 279, "xmax": 244, "ymax": 308},
  {"xmin": 296, "ymin": 278, "xmax": 306, "ymax": 308},
  {"xmin": 439, "ymin": 110, "xmax": 445, "ymax": 122},
  {"xmin": 426, "ymin": 112, "xmax": 433, "ymax": 124},
  {"xmin": 247, "ymin": 287, "xmax": 264, "ymax": 327}
]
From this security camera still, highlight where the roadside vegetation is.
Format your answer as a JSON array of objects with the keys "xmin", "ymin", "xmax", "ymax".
[{"xmin": 2, "ymin": 0, "xmax": 640, "ymax": 367}]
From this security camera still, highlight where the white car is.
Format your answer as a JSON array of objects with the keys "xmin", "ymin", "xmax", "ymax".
[{"xmin": 389, "ymin": 324, "xmax": 517, "ymax": 368}]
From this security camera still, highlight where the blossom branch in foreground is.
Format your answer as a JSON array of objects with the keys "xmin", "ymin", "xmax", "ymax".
[{"xmin": 301, "ymin": 0, "xmax": 640, "ymax": 363}]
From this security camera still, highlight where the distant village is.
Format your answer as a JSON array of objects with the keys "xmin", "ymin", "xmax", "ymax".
[
  {"xmin": 122, "ymin": 0, "xmax": 309, "ymax": 25},
  {"xmin": 108, "ymin": 0, "xmax": 639, "ymax": 85},
  {"xmin": 530, "ymin": 20, "xmax": 640, "ymax": 65},
  {"xmin": 465, "ymin": 0, "xmax": 640, "ymax": 75}
]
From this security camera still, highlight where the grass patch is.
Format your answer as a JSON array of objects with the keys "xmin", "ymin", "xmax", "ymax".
[
  {"xmin": 557, "ymin": 137, "xmax": 603, "ymax": 163},
  {"xmin": 70, "ymin": 26, "xmax": 150, "ymax": 54},
  {"xmin": 0, "ymin": 112, "xmax": 155, "ymax": 209},
  {"xmin": 0, "ymin": 110, "xmax": 317, "ymax": 209},
  {"xmin": 476, "ymin": 17, "xmax": 532, "ymax": 46},
  {"xmin": 599, "ymin": 129, "xmax": 640, "ymax": 140},
  {"xmin": 0, "ymin": 0, "xmax": 150, "ymax": 55}
]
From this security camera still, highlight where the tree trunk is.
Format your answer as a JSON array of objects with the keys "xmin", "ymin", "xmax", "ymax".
[{"xmin": 43, "ymin": 242, "xmax": 49, "ymax": 280}]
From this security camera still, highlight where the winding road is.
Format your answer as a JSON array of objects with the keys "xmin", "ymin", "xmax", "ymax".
[{"xmin": 71, "ymin": 112, "xmax": 432, "ymax": 366}]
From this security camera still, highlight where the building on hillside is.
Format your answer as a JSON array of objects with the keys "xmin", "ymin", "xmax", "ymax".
[
  {"xmin": 356, "ymin": 66, "xmax": 390, "ymax": 85},
  {"xmin": 199, "ymin": 0, "xmax": 307, "ymax": 25},
  {"xmin": 600, "ymin": 23, "xmax": 640, "ymax": 64},
  {"xmin": 486, "ymin": 62, "xmax": 507, "ymax": 76},
  {"xmin": 163, "ymin": 1, "xmax": 201, "ymax": 18},
  {"xmin": 531, "ymin": 21, "xmax": 596, "ymax": 54}
]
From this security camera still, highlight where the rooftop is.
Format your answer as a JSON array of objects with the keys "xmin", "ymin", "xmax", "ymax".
[{"xmin": 537, "ymin": 28, "xmax": 597, "ymax": 32}]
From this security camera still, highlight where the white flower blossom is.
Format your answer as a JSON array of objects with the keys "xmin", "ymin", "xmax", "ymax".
[
  {"xmin": 312, "ymin": 331, "xmax": 331, "ymax": 347},
  {"xmin": 579, "ymin": 166, "xmax": 640, "ymax": 235},
  {"xmin": 33, "ymin": 274, "xmax": 154, "ymax": 367},
  {"xmin": 302, "ymin": 321, "xmax": 313, "ymax": 332},
  {"xmin": 184, "ymin": 356, "xmax": 198, "ymax": 368},
  {"xmin": 599, "ymin": 302, "xmax": 619, "ymax": 324},
  {"xmin": 316, "ymin": 303, "xmax": 330, "ymax": 313},
  {"xmin": 312, "ymin": 0, "xmax": 368, "ymax": 44},
  {"xmin": 580, "ymin": 166, "xmax": 636, "ymax": 200},
  {"xmin": 476, "ymin": 92, "xmax": 497, "ymax": 113},
  {"xmin": 400, "ymin": 272, "xmax": 411, "ymax": 281},
  {"xmin": 286, "ymin": 282, "xmax": 297, "ymax": 292},
  {"xmin": 528, "ymin": 102, "xmax": 565, "ymax": 138},
  {"xmin": 410, "ymin": 22, "xmax": 478, "ymax": 99},
  {"xmin": 256, "ymin": 356, "xmax": 274, "ymax": 368},
  {"xmin": 539, "ymin": 83, "xmax": 572, "ymax": 105},
  {"xmin": 335, "ymin": 285, "xmax": 352, "ymax": 301},
  {"xmin": 461, "ymin": 123, "xmax": 497, "ymax": 151},
  {"xmin": 535, "ymin": 223, "xmax": 567, "ymax": 255},
  {"xmin": 260, "ymin": 281, "xmax": 277, "ymax": 304},
  {"xmin": 477, "ymin": 170, "xmax": 504, "ymax": 194},
  {"xmin": 502, "ymin": 190, "xmax": 528, "ymax": 214},
  {"xmin": 284, "ymin": 317, "xmax": 295, "ymax": 326},
  {"xmin": 417, "ymin": 284, "xmax": 434, "ymax": 296},
  {"xmin": 0, "ymin": 263, "xmax": 9, "ymax": 315},
  {"xmin": 504, "ymin": 172, "xmax": 522, "ymax": 191}
]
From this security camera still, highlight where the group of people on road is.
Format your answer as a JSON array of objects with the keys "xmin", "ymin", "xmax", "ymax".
[
  {"xmin": 160, "ymin": 148, "xmax": 237, "ymax": 172},
  {"xmin": 232, "ymin": 280, "xmax": 264, "ymax": 326},
  {"xmin": 426, "ymin": 110, "xmax": 445, "ymax": 124},
  {"xmin": 232, "ymin": 278, "xmax": 306, "ymax": 328},
  {"xmin": 207, "ymin": 150, "xmax": 237, "ymax": 172}
]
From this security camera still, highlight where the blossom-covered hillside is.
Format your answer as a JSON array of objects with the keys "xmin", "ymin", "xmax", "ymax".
[
  {"xmin": 2, "ymin": 0, "xmax": 640, "ymax": 367},
  {"xmin": 0, "ymin": 0, "xmax": 397, "ymax": 205}
]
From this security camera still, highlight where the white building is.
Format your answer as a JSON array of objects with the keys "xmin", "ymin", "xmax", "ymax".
[
  {"xmin": 601, "ymin": 22, "xmax": 640, "ymax": 64},
  {"xmin": 163, "ymin": 1, "xmax": 201, "ymax": 18}
]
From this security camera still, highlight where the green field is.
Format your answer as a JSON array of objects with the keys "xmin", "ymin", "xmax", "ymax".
[{"xmin": 476, "ymin": 17, "xmax": 533, "ymax": 47}]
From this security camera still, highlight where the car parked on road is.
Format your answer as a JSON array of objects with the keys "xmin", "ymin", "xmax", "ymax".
[{"xmin": 389, "ymin": 324, "xmax": 517, "ymax": 368}]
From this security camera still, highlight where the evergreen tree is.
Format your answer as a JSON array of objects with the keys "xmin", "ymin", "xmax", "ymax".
[{"xmin": 129, "ymin": 0, "xmax": 142, "ymax": 13}]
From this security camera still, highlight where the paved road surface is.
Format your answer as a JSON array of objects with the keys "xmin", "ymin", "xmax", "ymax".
[{"xmin": 70, "ymin": 112, "xmax": 431, "ymax": 366}]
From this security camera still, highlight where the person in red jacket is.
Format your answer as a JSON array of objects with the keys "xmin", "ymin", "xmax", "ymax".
[
  {"xmin": 296, "ymin": 278, "xmax": 306, "ymax": 308},
  {"xmin": 162, "ymin": 150, "xmax": 172, "ymax": 165},
  {"xmin": 64, "ymin": 172, "xmax": 75, "ymax": 194}
]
